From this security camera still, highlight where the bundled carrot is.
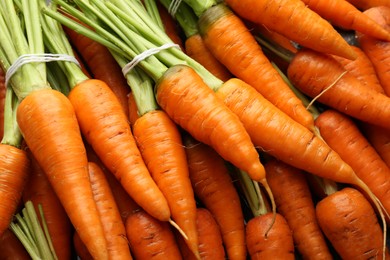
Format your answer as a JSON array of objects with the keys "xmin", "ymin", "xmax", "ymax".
[
  {"xmin": 176, "ymin": 208, "xmax": 226, "ymax": 260},
  {"xmin": 0, "ymin": 229, "xmax": 30, "ymax": 260},
  {"xmin": 125, "ymin": 210, "xmax": 183, "ymax": 260},
  {"xmin": 184, "ymin": 134, "xmax": 246, "ymax": 260},
  {"xmin": 316, "ymin": 187, "xmax": 390, "ymax": 259},
  {"xmin": 300, "ymin": 0, "xmax": 390, "ymax": 41},
  {"xmin": 265, "ymin": 158, "xmax": 333, "ymax": 260},
  {"xmin": 356, "ymin": 6, "xmax": 390, "ymax": 96},
  {"xmin": 22, "ymin": 150, "xmax": 72, "ymax": 260},
  {"xmin": 223, "ymin": 0, "xmax": 357, "ymax": 60}
]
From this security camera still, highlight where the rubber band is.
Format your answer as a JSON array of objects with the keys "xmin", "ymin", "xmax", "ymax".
[
  {"xmin": 122, "ymin": 43, "xmax": 180, "ymax": 76},
  {"xmin": 5, "ymin": 53, "xmax": 80, "ymax": 87},
  {"xmin": 168, "ymin": 0, "xmax": 183, "ymax": 16}
]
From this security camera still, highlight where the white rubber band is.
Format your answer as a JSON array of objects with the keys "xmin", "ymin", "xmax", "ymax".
[
  {"xmin": 5, "ymin": 53, "xmax": 80, "ymax": 87},
  {"xmin": 122, "ymin": 43, "xmax": 180, "ymax": 76},
  {"xmin": 168, "ymin": 0, "xmax": 183, "ymax": 16}
]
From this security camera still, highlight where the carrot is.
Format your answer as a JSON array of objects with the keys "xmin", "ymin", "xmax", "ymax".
[
  {"xmin": 300, "ymin": 0, "xmax": 390, "ymax": 41},
  {"xmin": 73, "ymin": 231, "xmax": 93, "ymax": 260},
  {"xmin": 356, "ymin": 6, "xmax": 390, "ymax": 96},
  {"xmin": 360, "ymin": 124, "xmax": 390, "ymax": 169},
  {"xmin": 315, "ymin": 109, "xmax": 390, "ymax": 221},
  {"xmin": 183, "ymin": 134, "xmax": 246, "ymax": 260},
  {"xmin": 197, "ymin": 3, "xmax": 315, "ymax": 131},
  {"xmin": 223, "ymin": 0, "xmax": 358, "ymax": 60},
  {"xmin": 0, "ymin": 229, "xmax": 30, "ymax": 260},
  {"xmin": 287, "ymin": 48, "xmax": 390, "ymax": 130},
  {"xmin": 125, "ymin": 210, "xmax": 183, "ymax": 260},
  {"xmin": 87, "ymin": 161, "xmax": 133, "ymax": 260},
  {"xmin": 332, "ymin": 45, "xmax": 385, "ymax": 94},
  {"xmin": 316, "ymin": 187, "xmax": 390, "ymax": 259},
  {"xmin": 127, "ymin": 92, "xmax": 140, "ymax": 128},
  {"xmin": 265, "ymin": 158, "xmax": 333, "ymax": 260},
  {"xmin": 246, "ymin": 212, "xmax": 295, "ymax": 259},
  {"xmin": 176, "ymin": 208, "xmax": 226, "ymax": 260},
  {"xmin": 346, "ymin": 0, "xmax": 390, "ymax": 10},
  {"xmin": 22, "ymin": 149, "xmax": 72, "ymax": 260}
]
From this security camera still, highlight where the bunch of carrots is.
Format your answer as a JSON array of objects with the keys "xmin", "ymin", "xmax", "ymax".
[{"xmin": 1, "ymin": 0, "xmax": 390, "ymax": 259}]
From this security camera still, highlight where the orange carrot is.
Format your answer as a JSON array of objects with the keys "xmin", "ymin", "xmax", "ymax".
[
  {"xmin": 127, "ymin": 92, "xmax": 140, "ymax": 128},
  {"xmin": 346, "ymin": 0, "xmax": 390, "ymax": 10},
  {"xmin": 198, "ymin": 3, "xmax": 315, "ymax": 130},
  {"xmin": 265, "ymin": 158, "xmax": 333, "ymax": 260},
  {"xmin": 0, "ymin": 229, "xmax": 30, "ymax": 260},
  {"xmin": 87, "ymin": 162, "xmax": 132, "ymax": 260},
  {"xmin": 176, "ymin": 208, "xmax": 226, "ymax": 260},
  {"xmin": 73, "ymin": 231, "xmax": 93, "ymax": 260},
  {"xmin": 314, "ymin": 109, "xmax": 390, "ymax": 221},
  {"xmin": 246, "ymin": 213, "xmax": 295, "ymax": 259},
  {"xmin": 125, "ymin": 210, "xmax": 183, "ymax": 260},
  {"xmin": 300, "ymin": 0, "xmax": 390, "ymax": 41},
  {"xmin": 184, "ymin": 134, "xmax": 246, "ymax": 260},
  {"xmin": 316, "ymin": 187, "xmax": 390, "ymax": 259},
  {"xmin": 22, "ymin": 149, "xmax": 72, "ymax": 260},
  {"xmin": 287, "ymin": 48, "xmax": 390, "ymax": 130},
  {"xmin": 223, "ymin": 0, "xmax": 358, "ymax": 60},
  {"xmin": 356, "ymin": 6, "xmax": 390, "ymax": 96},
  {"xmin": 360, "ymin": 124, "xmax": 390, "ymax": 169}
]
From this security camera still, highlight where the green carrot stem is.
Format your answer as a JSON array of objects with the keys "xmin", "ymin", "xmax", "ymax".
[
  {"xmin": 144, "ymin": 0, "xmax": 163, "ymax": 29},
  {"xmin": 1, "ymin": 87, "xmax": 22, "ymax": 147},
  {"xmin": 182, "ymin": 0, "xmax": 216, "ymax": 17}
]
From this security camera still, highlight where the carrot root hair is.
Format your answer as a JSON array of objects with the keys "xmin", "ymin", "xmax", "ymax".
[{"xmin": 169, "ymin": 218, "xmax": 188, "ymax": 241}]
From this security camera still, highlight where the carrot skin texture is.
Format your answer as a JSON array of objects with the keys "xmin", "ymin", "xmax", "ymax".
[
  {"xmin": 0, "ymin": 229, "xmax": 30, "ymax": 260},
  {"xmin": 155, "ymin": 64, "xmax": 265, "ymax": 184},
  {"xmin": 177, "ymin": 208, "xmax": 226, "ymax": 260},
  {"xmin": 287, "ymin": 48, "xmax": 390, "ymax": 130},
  {"xmin": 132, "ymin": 110, "xmax": 199, "ymax": 257},
  {"xmin": 265, "ymin": 159, "xmax": 333, "ymax": 260},
  {"xmin": 246, "ymin": 213, "xmax": 295, "ymax": 259},
  {"xmin": 198, "ymin": 4, "xmax": 315, "ymax": 130},
  {"xmin": 316, "ymin": 187, "xmax": 390, "ymax": 259},
  {"xmin": 301, "ymin": 0, "xmax": 390, "ymax": 41},
  {"xmin": 17, "ymin": 89, "xmax": 108, "ymax": 259},
  {"xmin": 224, "ymin": 0, "xmax": 357, "ymax": 60},
  {"xmin": 125, "ymin": 210, "xmax": 183, "ymax": 260},
  {"xmin": 315, "ymin": 109, "xmax": 390, "ymax": 221},
  {"xmin": 87, "ymin": 162, "xmax": 132, "ymax": 260},
  {"xmin": 185, "ymin": 34, "xmax": 232, "ymax": 82},
  {"xmin": 357, "ymin": 6, "xmax": 390, "ymax": 96},
  {"xmin": 0, "ymin": 144, "xmax": 30, "ymax": 237},
  {"xmin": 22, "ymin": 150, "xmax": 72, "ymax": 260},
  {"xmin": 184, "ymin": 136, "xmax": 246, "ymax": 260},
  {"xmin": 360, "ymin": 124, "xmax": 390, "ymax": 169},
  {"xmin": 68, "ymin": 79, "xmax": 170, "ymax": 222}
]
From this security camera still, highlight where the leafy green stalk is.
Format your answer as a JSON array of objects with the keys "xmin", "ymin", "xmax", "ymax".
[{"xmin": 144, "ymin": 0, "xmax": 163, "ymax": 29}]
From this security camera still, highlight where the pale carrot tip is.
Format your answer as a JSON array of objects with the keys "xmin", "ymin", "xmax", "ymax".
[{"xmin": 168, "ymin": 218, "xmax": 188, "ymax": 240}]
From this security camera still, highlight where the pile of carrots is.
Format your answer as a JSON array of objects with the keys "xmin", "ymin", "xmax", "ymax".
[{"xmin": 1, "ymin": 0, "xmax": 390, "ymax": 259}]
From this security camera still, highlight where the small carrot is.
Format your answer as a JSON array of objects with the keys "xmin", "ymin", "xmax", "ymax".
[
  {"xmin": 223, "ymin": 0, "xmax": 358, "ymax": 60},
  {"xmin": 125, "ymin": 210, "xmax": 183, "ymax": 260},
  {"xmin": 197, "ymin": 3, "xmax": 315, "ymax": 130},
  {"xmin": 22, "ymin": 149, "xmax": 72, "ymax": 260},
  {"xmin": 176, "ymin": 208, "xmax": 226, "ymax": 260},
  {"xmin": 316, "ymin": 187, "xmax": 390, "ymax": 259},
  {"xmin": 315, "ymin": 109, "xmax": 390, "ymax": 221},
  {"xmin": 346, "ymin": 0, "xmax": 390, "ymax": 10},
  {"xmin": 356, "ymin": 6, "xmax": 390, "ymax": 96},
  {"xmin": 0, "ymin": 229, "xmax": 30, "ymax": 260},
  {"xmin": 287, "ymin": 48, "xmax": 390, "ymax": 130},
  {"xmin": 300, "ymin": 0, "xmax": 390, "ymax": 41},
  {"xmin": 87, "ymin": 161, "xmax": 133, "ymax": 260},
  {"xmin": 184, "ymin": 134, "xmax": 246, "ymax": 260}
]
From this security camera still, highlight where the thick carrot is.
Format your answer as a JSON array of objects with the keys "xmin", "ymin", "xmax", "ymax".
[
  {"xmin": 183, "ymin": 134, "xmax": 246, "ymax": 260},
  {"xmin": 246, "ymin": 213, "xmax": 295, "ymax": 259},
  {"xmin": 198, "ymin": 3, "xmax": 315, "ymax": 131},
  {"xmin": 265, "ymin": 158, "xmax": 333, "ymax": 260},
  {"xmin": 356, "ymin": 6, "xmax": 390, "ymax": 96},
  {"xmin": 315, "ymin": 109, "xmax": 390, "ymax": 221},
  {"xmin": 287, "ymin": 48, "xmax": 390, "ymax": 130},
  {"xmin": 301, "ymin": 0, "xmax": 390, "ymax": 41},
  {"xmin": 0, "ymin": 229, "xmax": 30, "ymax": 260},
  {"xmin": 223, "ymin": 0, "xmax": 357, "ymax": 60},
  {"xmin": 360, "ymin": 124, "xmax": 390, "ymax": 169},
  {"xmin": 316, "ymin": 187, "xmax": 390, "ymax": 259},
  {"xmin": 22, "ymin": 149, "xmax": 72, "ymax": 260},
  {"xmin": 125, "ymin": 210, "xmax": 183, "ymax": 260},
  {"xmin": 346, "ymin": 0, "xmax": 390, "ymax": 10},
  {"xmin": 176, "ymin": 208, "xmax": 226, "ymax": 260},
  {"xmin": 332, "ymin": 45, "xmax": 384, "ymax": 94},
  {"xmin": 17, "ymin": 89, "xmax": 108, "ymax": 259},
  {"xmin": 87, "ymin": 162, "xmax": 132, "ymax": 260}
]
